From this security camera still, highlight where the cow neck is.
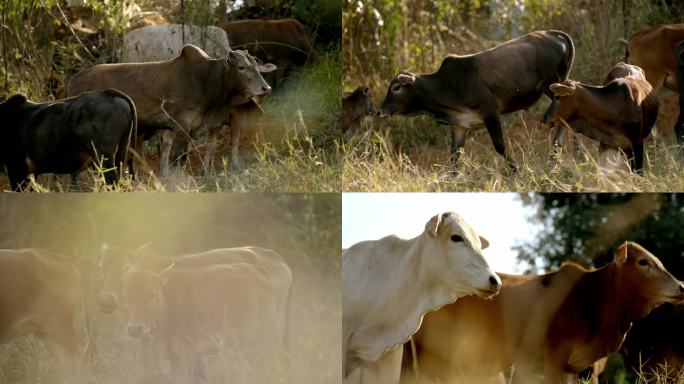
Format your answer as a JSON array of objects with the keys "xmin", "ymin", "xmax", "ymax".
[
  {"xmin": 202, "ymin": 59, "xmax": 234, "ymax": 110},
  {"xmin": 410, "ymin": 74, "xmax": 466, "ymax": 119},
  {"xmin": 579, "ymin": 264, "xmax": 633, "ymax": 351},
  {"xmin": 371, "ymin": 234, "xmax": 461, "ymax": 355}
]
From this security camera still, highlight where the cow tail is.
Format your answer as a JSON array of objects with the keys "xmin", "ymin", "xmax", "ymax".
[
  {"xmin": 624, "ymin": 44, "xmax": 631, "ymax": 63},
  {"xmin": 111, "ymin": 89, "xmax": 138, "ymax": 178},
  {"xmin": 555, "ymin": 31, "xmax": 575, "ymax": 82}
]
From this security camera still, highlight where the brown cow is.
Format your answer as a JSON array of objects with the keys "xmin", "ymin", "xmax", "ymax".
[
  {"xmin": 121, "ymin": 251, "xmax": 292, "ymax": 383},
  {"xmin": 219, "ymin": 19, "xmax": 318, "ymax": 83},
  {"xmin": 0, "ymin": 249, "xmax": 91, "ymax": 380},
  {"xmin": 342, "ymin": 86, "xmax": 374, "ymax": 137},
  {"xmin": 67, "ymin": 45, "xmax": 275, "ymax": 176},
  {"xmin": 546, "ymin": 63, "xmax": 659, "ymax": 173},
  {"xmin": 626, "ymin": 24, "xmax": 684, "ymax": 143},
  {"xmin": 378, "ymin": 30, "xmax": 575, "ymax": 171},
  {"xmin": 404, "ymin": 242, "xmax": 684, "ymax": 384}
]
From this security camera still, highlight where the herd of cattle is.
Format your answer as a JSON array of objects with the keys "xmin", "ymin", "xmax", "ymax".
[
  {"xmin": 342, "ymin": 212, "xmax": 684, "ymax": 384},
  {"xmin": 0, "ymin": 19, "xmax": 318, "ymax": 190},
  {"xmin": 344, "ymin": 24, "xmax": 684, "ymax": 173},
  {"xmin": 0, "ymin": 245, "xmax": 293, "ymax": 383}
]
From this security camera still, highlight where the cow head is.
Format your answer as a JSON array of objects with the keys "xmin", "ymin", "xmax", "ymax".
[
  {"xmin": 343, "ymin": 86, "xmax": 375, "ymax": 119},
  {"xmin": 97, "ymin": 243, "xmax": 149, "ymax": 314},
  {"xmin": 547, "ymin": 80, "xmax": 580, "ymax": 126},
  {"xmin": 226, "ymin": 50, "xmax": 276, "ymax": 104},
  {"xmin": 605, "ymin": 62, "xmax": 646, "ymax": 83},
  {"xmin": 421, "ymin": 212, "xmax": 501, "ymax": 298},
  {"xmin": 122, "ymin": 266, "xmax": 169, "ymax": 338},
  {"xmin": 378, "ymin": 72, "xmax": 418, "ymax": 118},
  {"xmin": 613, "ymin": 242, "xmax": 684, "ymax": 318}
]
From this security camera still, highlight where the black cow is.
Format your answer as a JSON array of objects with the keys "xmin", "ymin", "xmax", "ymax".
[
  {"xmin": 0, "ymin": 89, "xmax": 136, "ymax": 190},
  {"xmin": 378, "ymin": 30, "xmax": 575, "ymax": 170}
]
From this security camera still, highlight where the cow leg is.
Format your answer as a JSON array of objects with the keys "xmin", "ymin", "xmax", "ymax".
[
  {"xmin": 483, "ymin": 115, "xmax": 517, "ymax": 171},
  {"xmin": 203, "ymin": 124, "xmax": 224, "ymax": 174},
  {"xmin": 632, "ymin": 140, "xmax": 644, "ymax": 174},
  {"xmin": 38, "ymin": 326, "xmax": 83, "ymax": 382},
  {"xmin": 377, "ymin": 346, "xmax": 403, "ymax": 384},
  {"xmin": 450, "ymin": 126, "xmax": 467, "ymax": 166},
  {"xmin": 229, "ymin": 111, "xmax": 244, "ymax": 171},
  {"xmin": 159, "ymin": 129, "xmax": 176, "ymax": 178}
]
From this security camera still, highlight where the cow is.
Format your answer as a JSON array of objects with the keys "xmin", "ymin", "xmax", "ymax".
[
  {"xmin": 120, "ymin": 29, "xmax": 265, "ymax": 173},
  {"xmin": 120, "ymin": 249, "xmax": 292, "ymax": 383},
  {"xmin": 404, "ymin": 242, "xmax": 684, "ymax": 384},
  {"xmin": 620, "ymin": 303, "xmax": 684, "ymax": 383},
  {"xmin": 0, "ymin": 249, "xmax": 92, "ymax": 380},
  {"xmin": 625, "ymin": 24, "xmax": 684, "ymax": 144},
  {"xmin": 342, "ymin": 86, "xmax": 374, "ymax": 137},
  {"xmin": 0, "ymin": 89, "xmax": 136, "ymax": 190},
  {"xmin": 121, "ymin": 24, "xmax": 231, "ymax": 63},
  {"xmin": 219, "ymin": 19, "xmax": 318, "ymax": 84},
  {"xmin": 546, "ymin": 63, "xmax": 659, "ymax": 173},
  {"xmin": 377, "ymin": 30, "xmax": 575, "ymax": 171},
  {"xmin": 343, "ymin": 212, "xmax": 501, "ymax": 384},
  {"xmin": 66, "ymin": 44, "xmax": 275, "ymax": 177}
]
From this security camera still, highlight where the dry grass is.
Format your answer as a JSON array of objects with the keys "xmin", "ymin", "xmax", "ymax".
[{"xmin": 342, "ymin": 94, "xmax": 684, "ymax": 192}]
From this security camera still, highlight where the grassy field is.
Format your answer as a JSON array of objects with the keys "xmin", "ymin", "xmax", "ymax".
[
  {"xmin": 342, "ymin": 92, "xmax": 684, "ymax": 192},
  {"xmin": 342, "ymin": 0, "xmax": 684, "ymax": 192}
]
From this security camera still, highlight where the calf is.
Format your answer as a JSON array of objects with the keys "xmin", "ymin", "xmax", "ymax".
[
  {"xmin": 0, "ymin": 89, "xmax": 136, "ymax": 190},
  {"xmin": 342, "ymin": 86, "xmax": 374, "ymax": 136},
  {"xmin": 626, "ymin": 24, "xmax": 684, "ymax": 143},
  {"xmin": 0, "ymin": 249, "xmax": 90, "ymax": 380},
  {"xmin": 546, "ymin": 64, "xmax": 659, "ymax": 173},
  {"xmin": 121, "ymin": 251, "xmax": 292, "ymax": 383},
  {"xmin": 406, "ymin": 242, "xmax": 684, "ymax": 384},
  {"xmin": 343, "ymin": 212, "xmax": 501, "ymax": 384},
  {"xmin": 378, "ymin": 30, "xmax": 575, "ymax": 170}
]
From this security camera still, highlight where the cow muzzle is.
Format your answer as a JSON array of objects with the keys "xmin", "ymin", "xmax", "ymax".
[
  {"xmin": 97, "ymin": 293, "xmax": 118, "ymax": 314},
  {"xmin": 127, "ymin": 323, "xmax": 151, "ymax": 338}
]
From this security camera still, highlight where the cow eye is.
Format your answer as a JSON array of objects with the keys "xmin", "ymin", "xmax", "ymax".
[
  {"xmin": 238, "ymin": 66, "xmax": 246, "ymax": 71},
  {"xmin": 450, "ymin": 234, "xmax": 463, "ymax": 243},
  {"xmin": 391, "ymin": 84, "xmax": 401, "ymax": 93},
  {"xmin": 638, "ymin": 259, "xmax": 649, "ymax": 267}
]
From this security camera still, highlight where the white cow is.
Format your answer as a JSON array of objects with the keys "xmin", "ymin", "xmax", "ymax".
[
  {"xmin": 121, "ymin": 24, "xmax": 231, "ymax": 63},
  {"xmin": 342, "ymin": 212, "xmax": 502, "ymax": 384}
]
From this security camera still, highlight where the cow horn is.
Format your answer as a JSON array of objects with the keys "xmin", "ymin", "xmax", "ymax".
[{"xmin": 397, "ymin": 73, "xmax": 416, "ymax": 86}]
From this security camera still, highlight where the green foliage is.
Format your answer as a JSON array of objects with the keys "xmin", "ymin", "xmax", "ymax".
[{"xmin": 515, "ymin": 193, "xmax": 684, "ymax": 277}]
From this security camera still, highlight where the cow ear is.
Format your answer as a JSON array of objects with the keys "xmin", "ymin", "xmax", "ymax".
[
  {"xmin": 397, "ymin": 73, "xmax": 416, "ymax": 86},
  {"xmin": 550, "ymin": 83, "xmax": 575, "ymax": 96},
  {"xmin": 425, "ymin": 214, "xmax": 442, "ymax": 237},
  {"xmin": 479, "ymin": 236, "xmax": 490, "ymax": 250},
  {"xmin": 257, "ymin": 63, "xmax": 277, "ymax": 73},
  {"xmin": 362, "ymin": 87, "xmax": 370, "ymax": 95},
  {"xmin": 614, "ymin": 242, "xmax": 629, "ymax": 265}
]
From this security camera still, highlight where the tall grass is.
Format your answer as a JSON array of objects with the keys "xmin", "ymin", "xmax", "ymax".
[{"xmin": 343, "ymin": 102, "xmax": 684, "ymax": 192}]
